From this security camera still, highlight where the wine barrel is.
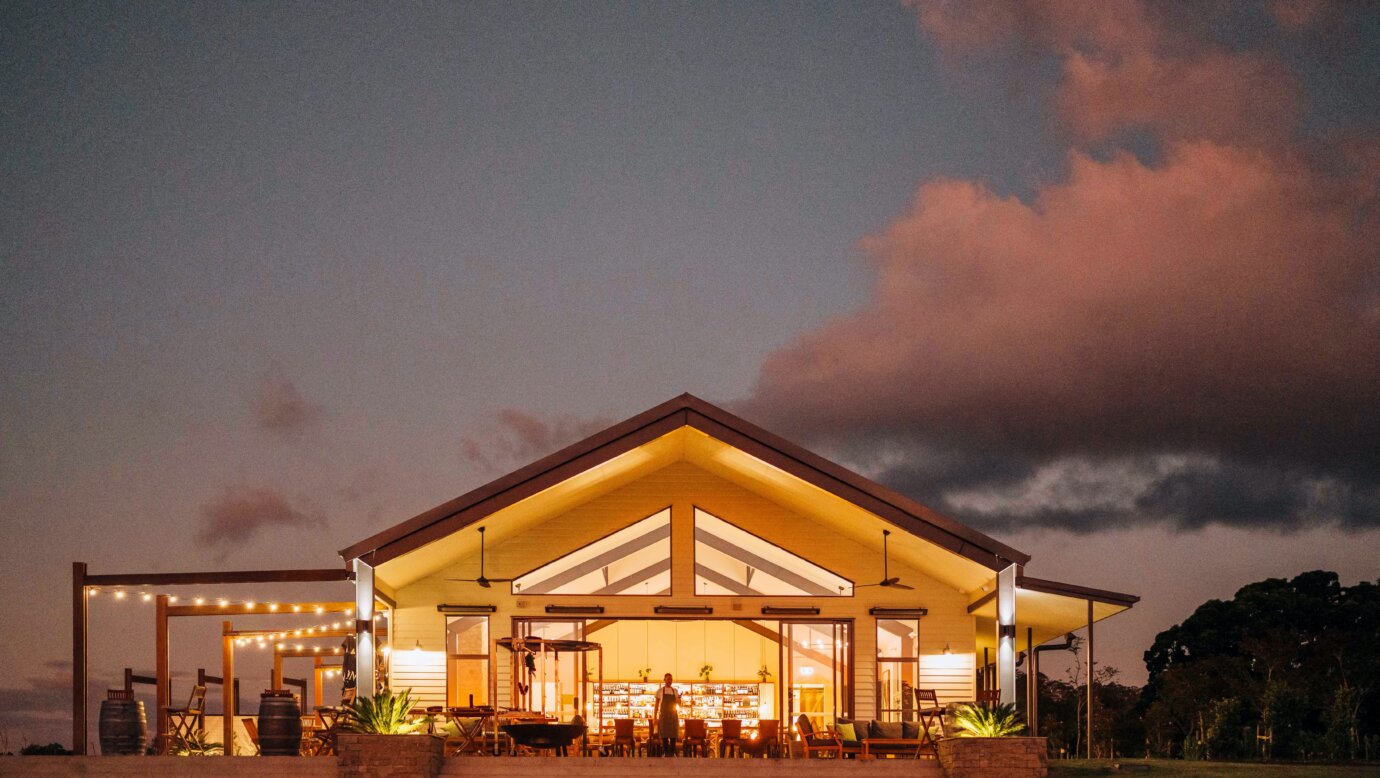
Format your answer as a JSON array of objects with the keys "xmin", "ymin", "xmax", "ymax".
[
  {"xmin": 257, "ymin": 691, "xmax": 303, "ymax": 756},
  {"xmin": 98, "ymin": 699, "xmax": 147, "ymax": 755}
]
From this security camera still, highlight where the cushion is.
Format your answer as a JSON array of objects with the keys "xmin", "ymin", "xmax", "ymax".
[
  {"xmin": 901, "ymin": 720, "xmax": 920, "ymax": 739},
  {"xmin": 868, "ymin": 720, "xmax": 903, "ymax": 739},
  {"xmin": 835, "ymin": 721, "xmax": 857, "ymax": 743}
]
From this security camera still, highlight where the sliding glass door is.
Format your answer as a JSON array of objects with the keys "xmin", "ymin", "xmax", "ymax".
[{"xmin": 781, "ymin": 620, "xmax": 852, "ymax": 734}]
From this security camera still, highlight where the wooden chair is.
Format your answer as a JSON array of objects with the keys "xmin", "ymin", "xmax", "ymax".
[
  {"xmin": 242, "ymin": 718, "xmax": 261, "ymax": 755},
  {"xmin": 796, "ymin": 714, "xmax": 842, "ymax": 759},
  {"xmin": 313, "ymin": 708, "xmax": 343, "ymax": 756},
  {"xmin": 107, "ymin": 688, "xmax": 133, "ymax": 701},
  {"xmin": 164, "ymin": 685, "xmax": 207, "ymax": 753},
  {"xmin": 681, "ymin": 718, "xmax": 709, "ymax": 757},
  {"xmin": 719, "ymin": 719, "xmax": 745, "ymax": 758},
  {"xmin": 740, "ymin": 719, "xmax": 780, "ymax": 758},
  {"xmin": 915, "ymin": 689, "xmax": 945, "ymax": 757},
  {"xmin": 611, "ymin": 718, "xmax": 643, "ymax": 757}
]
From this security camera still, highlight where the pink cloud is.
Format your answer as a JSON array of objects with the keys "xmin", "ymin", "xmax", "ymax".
[
  {"xmin": 913, "ymin": 0, "xmax": 1299, "ymax": 146},
  {"xmin": 747, "ymin": 138, "xmax": 1379, "ymax": 471},
  {"xmin": 251, "ymin": 374, "xmax": 321, "ymax": 436},
  {"xmin": 460, "ymin": 409, "xmax": 614, "ymax": 475},
  {"xmin": 198, "ymin": 486, "xmax": 325, "ymax": 549}
]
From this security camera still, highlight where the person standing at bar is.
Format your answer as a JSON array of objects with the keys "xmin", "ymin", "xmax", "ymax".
[{"xmin": 653, "ymin": 673, "xmax": 679, "ymax": 756}]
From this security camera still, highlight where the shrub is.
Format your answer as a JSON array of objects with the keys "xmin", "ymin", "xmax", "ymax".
[
  {"xmin": 173, "ymin": 730, "xmax": 223, "ymax": 756},
  {"xmin": 952, "ymin": 702, "xmax": 1025, "ymax": 737},
  {"xmin": 341, "ymin": 688, "xmax": 420, "ymax": 735}
]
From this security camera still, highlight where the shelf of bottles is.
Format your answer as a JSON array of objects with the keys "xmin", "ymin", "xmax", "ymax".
[{"xmin": 595, "ymin": 681, "xmax": 772, "ymax": 730}]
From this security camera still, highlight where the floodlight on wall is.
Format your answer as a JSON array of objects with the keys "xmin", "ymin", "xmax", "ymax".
[
  {"xmin": 436, "ymin": 604, "xmax": 498, "ymax": 614},
  {"xmin": 545, "ymin": 605, "xmax": 605, "ymax": 615},
  {"xmin": 654, "ymin": 605, "xmax": 713, "ymax": 615},
  {"xmin": 760, "ymin": 606, "xmax": 820, "ymax": 616},
  {"xmin": 868, "ymin": 607, "xmax": 928, "ymax": 617}
]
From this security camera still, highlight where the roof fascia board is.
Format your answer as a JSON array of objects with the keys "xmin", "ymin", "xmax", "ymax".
[
  {"xmin": 1016, "ymin": 575, "xmax": 1140, "ymax": 607},
  {"xmin": 338, "ymin": 404, "xmax": 689, "ymax": 564},
  {"xmin": 681, "ymin": 406, "xmax": 1029, "ymax": 570}
]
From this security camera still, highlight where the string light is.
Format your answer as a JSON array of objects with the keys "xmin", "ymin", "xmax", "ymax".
[
  {"xmin": 269, "ymin": 603, "xmax": 279, "ymax": 612},
  {"xmin": 245, "ymin": 601, "xmax": 255, "ymax": 609},
  {"xmin": 114, "ymin": 590, "xmax": 126, "ymax": 600},
  {"xmin": 194, "ymin": 597, "xmax": 205, "ymax": 606},
  {"xmin": 292, "ymin": 605, "xmax": 301, "ymax": 613},
  {"xmin": 315, "ymin": 606, "xmax": 324, "ymax": 615},
  {"xmin": 142, "ymin": 593, "xmax": 153, "ymax": 602}
]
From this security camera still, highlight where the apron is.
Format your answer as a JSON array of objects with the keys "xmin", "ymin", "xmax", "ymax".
[{"xmin": 657, "ymin": 686, "xmax": 679, "ymax": 738}]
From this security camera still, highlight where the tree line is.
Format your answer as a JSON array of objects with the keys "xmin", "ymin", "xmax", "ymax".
[{"xmin": 1017, "ymin": 571, "xmax": 1379, "ymax": 761}]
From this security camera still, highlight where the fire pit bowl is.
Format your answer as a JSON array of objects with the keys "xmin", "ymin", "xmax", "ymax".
[{"xmin": 501, "ymin": 722, "xmax": 585, "ymax": 751}]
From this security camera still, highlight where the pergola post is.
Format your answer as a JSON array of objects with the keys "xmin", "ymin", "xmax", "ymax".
[
  {"xmin": 996, "ymin": 563, "xmax": 1017, "ymax": 705},
  {"xmin": 155, "ymin": 595, "xmax": 170, "ymax": 753},
  {"xmin": 1086, "ymin": 598, "xmax": 1095, "ymax": 759},
  {"xmin": 72, "ymin": 562, "xmax": 87, "ymax": 755},
  {"xmin": 353, "ymin": 558, "xmax": 376, "ymax": 695},
  {"xmin": 222, "ymin": 620, "xmax": 235, "ymax": 756},
  {"xmin": 1026, "ymin": 627, "xmax": 1037, "ymax": 734}
]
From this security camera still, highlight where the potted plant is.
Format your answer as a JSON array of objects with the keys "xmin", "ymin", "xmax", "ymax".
[
  {"xmin": 756, "ymin": 665, "xmax": 773, "ymax": 682},
  {"xmin": 698, "ymin": 664, "xmax": 713, "ymax": 683},
  {"xmin": 937, "ymin": 702, "xmax": 1048, "ymax": 778},
  {"xmin": 172, "ymin": 730, "xmax": 223, "ymax": 756},
  {"xmin": 335, "ymin": 689, "xmax": 445, "ymax": 778}
]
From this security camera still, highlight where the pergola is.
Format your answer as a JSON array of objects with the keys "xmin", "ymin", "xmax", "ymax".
[{"xmin": 71, "ymin": 562, "xmax": 390, "ymax": 755}]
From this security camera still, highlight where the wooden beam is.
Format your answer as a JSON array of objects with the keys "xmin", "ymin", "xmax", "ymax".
[
  {"xmin": 222, "ymin": 621, "xmax": 235, "ymax": 756},
  {"xmin": 85, "ymin": 568, "xmax": 350, "ymax": 587},
  {"xmin": 72, "ymin": 562, "xmax": 87, "ymax": 755},
  {"xmin": 155, "ymin": 595, "xmax": 170, "ymax": 753},
  {"xmin": 167, "ymin": 601, "xmax": 356, "ymax": 618},
  {"xmin": 230, "ymin": 626, "xmax": 359, "ymax": 639}
]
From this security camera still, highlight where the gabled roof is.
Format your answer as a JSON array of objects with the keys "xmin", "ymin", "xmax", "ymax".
[{"xmin": 338, "ymin": 393, "xmax": 1031, "ymax": 572}]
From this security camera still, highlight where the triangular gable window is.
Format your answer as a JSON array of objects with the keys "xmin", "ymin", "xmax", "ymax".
[
  {"xmin": 694, "ymin": 508, "xmax": 853, "ymax": 596},
  {"xmin": 512, "ymin": 508, "xmax": 671, "ymax": 595}
]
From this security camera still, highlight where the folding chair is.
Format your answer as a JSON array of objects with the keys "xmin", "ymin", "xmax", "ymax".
[
  {"xmin": 242, "ymin": 718, "xmax": 261, "ymax": 755},
  {"xmin": 164, "ymin": 685, "xmax": 207, "ymax": 753}
]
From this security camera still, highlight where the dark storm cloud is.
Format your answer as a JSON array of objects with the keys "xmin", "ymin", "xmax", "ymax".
[
  {"xmin": 744, "ymin": 1, "xmax": 1380, "ymax": 533},
  {"xmin": 251, "ymin": 374, "xmax": 321, "ymax": 436},
  {"xmin": 197, "ymin": 486, "xmax": 325, "ymax": 550},
  {"xmin": 460, "ymin": 409, "xmax": 613, "ymax": 476}
]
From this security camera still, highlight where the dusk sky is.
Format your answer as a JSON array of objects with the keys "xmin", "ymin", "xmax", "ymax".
[{"xmin": 4, "ymin": 1, "xmax": 1380, "ymax": 748}]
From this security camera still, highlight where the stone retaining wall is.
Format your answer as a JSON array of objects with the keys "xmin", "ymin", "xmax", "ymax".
[
  {"xmin": 937, "ymin": 736, "xmax": 1048, "ymax": 778},
  {"xmin": 336, "ymin": 732, "xmax": 446, "ymax": 778}
]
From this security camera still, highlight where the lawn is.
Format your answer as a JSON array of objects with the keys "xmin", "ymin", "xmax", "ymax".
[{"xmin": 1048, "ymin": 760, "xmax": 1380, "ymax": 777}]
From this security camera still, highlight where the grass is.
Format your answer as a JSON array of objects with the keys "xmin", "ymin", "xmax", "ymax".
[{"xmin": 1049, "ymin": 759, "xmax": 1380, "ymax": 778}]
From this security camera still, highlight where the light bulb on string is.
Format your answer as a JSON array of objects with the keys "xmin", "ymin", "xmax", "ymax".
[
  {"xmin": 292, "ymin": 605, "xmax": 301, "ymax": 613},
  {"xmin": 142, "ymin": 593, "xmax": 153, "ymax": 602},
  {"xmin": 194, "ymin": 597, "xmax": 205, "ymax": 606}
]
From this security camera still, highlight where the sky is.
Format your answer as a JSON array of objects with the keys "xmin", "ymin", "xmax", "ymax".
[{"xmin": 3, "ymin": 0, "xmax": 1380, "ymax": 749}]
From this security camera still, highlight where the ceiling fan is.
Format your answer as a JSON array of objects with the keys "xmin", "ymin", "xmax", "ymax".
[
  {"xmin": 445, "ymin": 526, "xmax": 514, "ymax": 588},
  {"xmin": 855, "ymin": 529, "xmax": 914, "ymax": 590}
]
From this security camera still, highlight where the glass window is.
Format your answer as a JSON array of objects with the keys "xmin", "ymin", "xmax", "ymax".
[
  {"xmin": 512, "ymin": 509, "xmax": 671, "ymax": 595},
  {"xmin": 876, "ymin": 618, "xmax": 919, "ymax": 721},
  {"xmin": 694, "ymin": 508, "xmax": 853, "ymax": 596},
  {"xmin": 446, "ymin": 616, "xmax": 489, "ymax": 707}
]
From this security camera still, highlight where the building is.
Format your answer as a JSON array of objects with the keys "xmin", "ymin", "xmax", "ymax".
[{"xmin": 336, "ymin": 394, "xmax": 1136, "ymax": 731}]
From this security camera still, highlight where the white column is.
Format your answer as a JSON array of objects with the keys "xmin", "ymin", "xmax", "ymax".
[
  {"xmin": 354, "ymin": 558, "xmax": 376, "ymax": 695},
  {"xmin": 996, "ymin": 564, "xmax": 1017, "ymax": 705}
]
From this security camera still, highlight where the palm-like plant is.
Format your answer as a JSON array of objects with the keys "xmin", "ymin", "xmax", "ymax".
[
  {"xmin": 340, "ymin": 688, "xmax": 421, "ymax": 735},
  {"xmin": 173, "ymin": 730, "xmax": 224, "ymax": 755},
  {"xmin": 952, "ymin": 702, "xmax": 1025, "ymax": 737}
]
